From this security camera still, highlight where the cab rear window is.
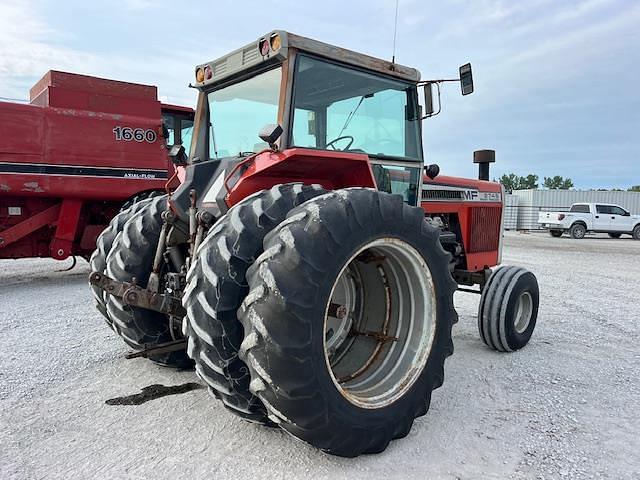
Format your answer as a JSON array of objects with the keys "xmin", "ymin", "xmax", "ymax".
[{"xmin": 570, "ymin": 204, "xmax": 590, "ymax": 213}]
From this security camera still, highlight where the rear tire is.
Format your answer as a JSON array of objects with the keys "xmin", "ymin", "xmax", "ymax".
[
  {"xmin": 89, "ymin": 192, "xmax": 162, "ymax": 324},
  {"xmin": 238, "ymin": 188, "xmax": 458, "ymax": 457},
  {"xmin": 608, "ymin": 232, "xmax": 622, "ymax": 238},
  {"xmin": 633, "ymin": 225, "xmax": 640, "ymax": 240},
  {"xmin": 570, "ymin": 223, "xmax": 586, "ymax": 239},
  {"xmin": 105, "ymin": 195, "xmax": 191, "ymax": 368},
  {"xmin": 478, "ymin": 266, "xmax": 539, "ymax": 352},
  {"xmin": 549, "ymin": 230, "xmax": 563, "ymax": 238},
  {"xmin": 183, "ymin": 183, "xmax": 326, "ymax": 424}
]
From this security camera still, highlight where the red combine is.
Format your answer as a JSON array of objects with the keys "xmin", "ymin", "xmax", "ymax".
[
  {"xmin": 0, "ymin": 71, "xmax": 193, "ymax": 261},
  {"xmin": 90, "ymin": 31, "xmax": 539, "ymax": 457}
]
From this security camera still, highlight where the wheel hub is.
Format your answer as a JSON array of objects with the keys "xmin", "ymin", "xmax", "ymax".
[{"xmin": 323, "ymin": 238, "xmax": 436, "ymax": 409}]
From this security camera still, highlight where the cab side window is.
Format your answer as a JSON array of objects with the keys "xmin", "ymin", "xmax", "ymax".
[
  {"xmin": 181, "ymin": 119, "xmax": 194, "ymax": 155},
  {"xmin": 610, "ymin": 206, "xmax": 626, "ymax": 216},
  {"xmin": 570, "ymin": 204, "xmax": 589, "ymax": 213},
  {"xmin": 596, "ymin": 205, "xmax": 610, "ymax": 214},
  {"xmin": 162, "ymin": 114, "xmax": 176, "ymax": 145},
  {"xmin": 162, "ymin": 112, "xmax": 195, "ymax": 156}
]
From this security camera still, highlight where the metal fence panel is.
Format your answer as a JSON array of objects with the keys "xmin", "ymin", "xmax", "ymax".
[{"xmin": 506, "ymin": 190, "xmax": 640, "ymax": 230}]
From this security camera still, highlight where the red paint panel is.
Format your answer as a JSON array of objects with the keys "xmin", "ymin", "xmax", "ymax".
[
  {"xmin": 423, "ymin": 174, "xmax": 502, "ymax": 193},
  {"xmin": 226, "ymin": 148, "xmax": 376, "ymax": 207},
  {"xmin": 30, "ymin": 70, "xmax": 157, "ymax": 103},
  {"xmin": 0, "ymin": 174, "xmax": 166, "ymax": 201},
  {"xmin": 0, "ymin": 102, "xmax": 44, "ymax": 158}
]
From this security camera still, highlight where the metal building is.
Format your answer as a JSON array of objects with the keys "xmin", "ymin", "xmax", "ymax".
[{"xmin": 504, "ymin": 190, "xmax": 640, "ymax": 230}]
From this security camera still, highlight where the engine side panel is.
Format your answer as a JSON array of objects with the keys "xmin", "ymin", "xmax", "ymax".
[{"xmin": 421, "ymin": 175, "xmax": 503, "ymax": 271}]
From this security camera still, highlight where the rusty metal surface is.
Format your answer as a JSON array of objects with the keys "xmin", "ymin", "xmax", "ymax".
[
  {"xmin": 88, "ymin": 271, "xmax": 186, "ymax": 317},
  {"xmin": 124, "ymin": 339, "xmax": 187, "ymax": 359}
]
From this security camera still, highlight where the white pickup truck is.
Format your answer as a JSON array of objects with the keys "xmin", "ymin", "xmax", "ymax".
[{"xmin": 539, "ymin": 203, "xmax": 640, "ymax": 239}]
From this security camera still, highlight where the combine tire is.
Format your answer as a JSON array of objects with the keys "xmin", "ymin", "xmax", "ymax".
[
  {"xmin": 105, "ymin": 195, "xmax": 191, "ymax": 368},
  {"xmin": 478, "ymin": 266, "xmax": 539, "ymax": 352},
  {"xmin": 238, "ymin": 188, "xmax": 457, "ymax": 457},
  {"xmin": 607, "ymin": 233, "xmax": 622, "ymax": 238},
  {"xmin": 549, "ymin": 230, "xmax": 563, "ymax": 238},
  {"xmin": 89, "ymin": 192, "xmax": 162, "ymax": 324},
  {"xmin": 569, "ymin": 223, "xmax": 586, "ymax": 239},
  {"xmin": 183, "ymin": 183, "xmax": 326, "ymax": 424}
]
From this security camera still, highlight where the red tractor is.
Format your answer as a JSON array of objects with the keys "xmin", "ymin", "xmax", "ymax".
[
  {"xmin": 0, "ymin": 70, "xmax": 193, "ymax": 263},
  {"xmin": 89, "ymin": 31, "xmax": 539, "ymax": 457}
]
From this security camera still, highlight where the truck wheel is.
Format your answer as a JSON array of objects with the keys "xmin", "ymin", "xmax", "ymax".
[
  {"xmin": 632, "ymin": 225, "xmax": 640, "ymax": 240},
  {"xmin": 183, "ymin": 183, "xmax": 326, "ymax": 424},
  {"xmin": 478, "ymin": 266, "xmax": 539, "ymax": 352},
  {"xmin": 549, "ymin": 230, "xmax": 563, "ymax": 238},
  {"xmin": 238, "ymin": 188, "xmax": 458, "ymax": 457},
  {"xmin": 106, "ymin": 195, "xmax": 191, "ymax": 368},
  {"xmin": 569, "ymin": 223, "xmax": 586, "ymax": 239},
  {"xmin": 89, "ymin": 192, "xmax": 162, "ymax": 325},
  {"xmin": 608, "ymin": 233, "xmax": 622, "ymax": 238}
]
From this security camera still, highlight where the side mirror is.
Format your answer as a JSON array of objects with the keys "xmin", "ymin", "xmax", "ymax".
[
  {"xmin": 258, "ymin": 124, "xmax": 283, "ymax": 150},
  {"xmin": 423, "ymin": 83, "xmax": 434, "ymax": 117},
  {"xmin": 459, "ymin": 63, "xmax": 474, "ymax": 95},
  {"xmin": 168, "ymin": 144, "xmax": 187, "ymax": 166}
]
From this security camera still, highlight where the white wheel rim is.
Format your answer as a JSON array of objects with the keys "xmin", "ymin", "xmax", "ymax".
[
  {"xmin": 513, "ymin": 291, "xmax": 533, "ymax": 334},
  {"xmin": 323, "ymin": 237, "xmax": 436, "ymax": 409}
]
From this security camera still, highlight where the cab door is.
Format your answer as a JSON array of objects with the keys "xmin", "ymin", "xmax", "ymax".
[
  {"xmin": 594, "ymin": 205, "xmax": 611, "ymax": 231},
  {"xmin": 609, "ymin": 206, "xmax": 632, "ymax": 232}
]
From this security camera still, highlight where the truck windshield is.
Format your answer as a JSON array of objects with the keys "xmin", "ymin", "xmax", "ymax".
[
  {"xmin": 207, "ymin": 67, "xmax": 281, "ymax": 158},
  {"xmin": 290, "ymin": 55, "xmax": 421, "ymax": 160}
]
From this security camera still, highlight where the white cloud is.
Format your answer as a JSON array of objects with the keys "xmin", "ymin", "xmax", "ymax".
[{"xmin": 0, "ymin": 0, "xmax": 197, "ymax": 104}]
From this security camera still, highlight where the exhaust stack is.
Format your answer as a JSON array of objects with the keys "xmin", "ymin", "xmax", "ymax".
[{"xmin": 473, "ymin": 150, "xmax": 495, "ymax": 181}]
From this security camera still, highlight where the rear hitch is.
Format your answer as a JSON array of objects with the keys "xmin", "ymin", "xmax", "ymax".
[{"xmin": 89, "ymin": 271, "xmax": 186, "ymax": 317}]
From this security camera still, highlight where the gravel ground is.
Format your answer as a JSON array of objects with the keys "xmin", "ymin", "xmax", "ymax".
[{"xmin": 1, "ymin": 231, "xmax": 638, "ymax": 479}]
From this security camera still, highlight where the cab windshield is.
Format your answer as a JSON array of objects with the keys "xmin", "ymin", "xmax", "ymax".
[
  {"xmin": 207, "ymin": 67, "xmax": 281, "ymax": 158},
  {"xmin": 290, "ymin": 55, "xmax": 421, "ymax": 160}
]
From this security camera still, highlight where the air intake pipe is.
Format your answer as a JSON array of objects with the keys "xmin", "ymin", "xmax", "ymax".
[{"xmin": 473, "ymin": 149, "xmax": 495, "ymax": 181}]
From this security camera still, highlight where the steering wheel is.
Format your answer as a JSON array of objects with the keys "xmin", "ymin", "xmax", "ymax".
[{"xmin": 326, "ymin": 135, "xmax": 355, "ymax": 151}]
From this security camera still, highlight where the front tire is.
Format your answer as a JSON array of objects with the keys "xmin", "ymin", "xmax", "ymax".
[
  {"xmin": 478, "ymin": 266, "xmax": 539, "ymax": 352},
  {"xmin": 238, "ymin": 189, "xmax": 458, "ymax": 457},
  {"xmin": 105, "ymin": 195, "xmax": 191, "ymax": 368},
  {"xmin": 570, "ymin": 223, "xmax": 586, "ymax": 239},
  {"xmin": 183, "ymin": 183, "xmax": 326, "ymax": 424},
  {"xmin": 633, "ymin": 225, "xmax": 640, "ymax": 240}
]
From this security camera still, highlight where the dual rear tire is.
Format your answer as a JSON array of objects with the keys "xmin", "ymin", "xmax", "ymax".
[
  {"xmin": 184, "ymin": 186, "xmax": 458, "ymax": 456},
  {"xmin": 91, "ymin": 194, "xmax": 191, "ymax": 368}
]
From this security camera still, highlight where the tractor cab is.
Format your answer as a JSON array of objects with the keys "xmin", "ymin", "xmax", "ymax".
[{"xmin": 179, "ymin": 31, "xmax": 428, "ymax": 215}]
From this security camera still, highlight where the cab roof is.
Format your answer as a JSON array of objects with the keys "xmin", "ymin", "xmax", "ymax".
[{"xmin": 194, "ymin": 30, "xmax": 421, "ymax": 89}]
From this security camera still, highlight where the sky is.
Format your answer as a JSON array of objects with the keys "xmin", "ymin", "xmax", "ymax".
[{"xmin": 0, "ymin": 0, "xmax": 638, "ymax": 189}]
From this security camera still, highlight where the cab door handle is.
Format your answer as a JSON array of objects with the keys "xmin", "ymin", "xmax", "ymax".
[
  {"xmin": 611, "ymin": 216, "xmax": 615, "ymax": 219},
  {"xmin": 595, "ymin": 215, "xmax": 599, "ymax": 218}
]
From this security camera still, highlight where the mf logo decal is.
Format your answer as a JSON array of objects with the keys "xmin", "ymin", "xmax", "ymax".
[{"xmin": 422, "ymin": 185, "xmax": 502, "ymax": 202}]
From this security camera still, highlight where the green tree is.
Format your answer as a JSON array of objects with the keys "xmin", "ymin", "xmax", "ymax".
[
  {"xmin": 543, "ymin": 176, "xmax": 574, "ymax": 189},
  {"xmin": 628, "ymin": 185, "xmax": 640, "ymax": 192},
  {"xmin": 498, "ymin": 173, "xmax": 539, "ymax": 192}
]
